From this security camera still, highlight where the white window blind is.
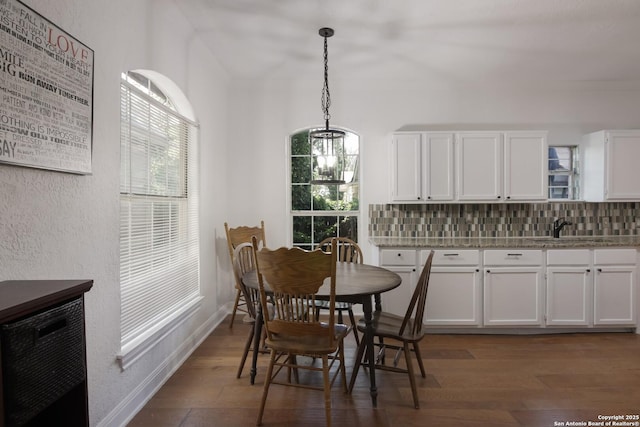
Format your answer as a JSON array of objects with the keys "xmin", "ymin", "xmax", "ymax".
[{"xmin": 119, "ymin": 75, "xmax": 200, "ymax": 353}]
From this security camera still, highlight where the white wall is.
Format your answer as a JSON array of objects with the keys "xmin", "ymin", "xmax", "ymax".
[{"xmin": 0, "ymin": 0, "xmax": 230, "ymax": 425}]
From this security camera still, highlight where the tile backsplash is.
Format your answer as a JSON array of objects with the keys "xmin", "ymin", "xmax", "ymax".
[{"xmin": 369, "ymin": 202, "xmax": 640, "ymax": 238}]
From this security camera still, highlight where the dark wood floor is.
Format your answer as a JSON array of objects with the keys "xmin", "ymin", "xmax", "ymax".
[{"xmin": 129, "ymin": 316, "xmax": 640, "ymax": 426}]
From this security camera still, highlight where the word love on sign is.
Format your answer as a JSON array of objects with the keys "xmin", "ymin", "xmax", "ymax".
[
  {"xmin": 46, "ymin": 26, "xmax": 90, "ymax": 63},
  {"xmin": 0, "ymin": 0, "xmax": 94, "ymax": 174}
]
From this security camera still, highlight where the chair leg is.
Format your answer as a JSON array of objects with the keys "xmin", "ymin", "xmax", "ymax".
[
  {"xmin": 412, "ymin": 342, "xmax": 426, "ymax": 378},
  {"xmin": 260, "ymin": 324, "xmax": 268, "ymax": 351},
  {"xmin": 338, "ymin": 341, "xmax": 348, "ymax": 393},
  {"xmin": 322, "ymin": 355, "xmax": 332, "ymax": 427},
  {"xmin": 348, "ymin": 337, "xmax": 367, "ymax": 393},
  {"xmin": 378, "ymin": 337, "xmax": 386, "ymax": 364},
  {"xmin": 237, "ymin": 326, "xmax": 255, "ymax": 378},
  {"xmin": 347, "ymin": 308, "xmax": 360, "ymax": 346},
  {"xmin": 257, "ymin": 350, "xmax": 277, "ymax": 426},
  {"xmin": 286, "ymin": 354, "xmax": 300, "ymax": 384},
  {"xmin": 403, "ymin": 342, "xmax": 420, "ymax": 409},
  {"xmin": 229, "ymin": 288, "xmax": 242, "ymax": 328}
]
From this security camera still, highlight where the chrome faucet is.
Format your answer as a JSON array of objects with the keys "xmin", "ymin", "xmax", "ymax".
[{"xmin": 553, "ymin": 217, "xmax": 572, "ymax": 238}]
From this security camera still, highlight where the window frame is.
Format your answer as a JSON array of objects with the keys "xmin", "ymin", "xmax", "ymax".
[
  {"xmin": 118, "ymin": 71, "xmax": 201, "ymax": 369},
  {"xmin": 289, "ymin": 127, "xmax": 360, "ymax": 250},
  {"xmin": 548, "ymin": 145, "xmax": 580, "ymax": 200}
]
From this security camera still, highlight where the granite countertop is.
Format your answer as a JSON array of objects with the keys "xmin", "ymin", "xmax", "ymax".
[{"xmin": 369, "ymin": 236, "xmax": 640, "ymax": 248}]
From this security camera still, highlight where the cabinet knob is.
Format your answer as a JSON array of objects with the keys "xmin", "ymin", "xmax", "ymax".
[
  {"xmin": 597, "ymin": 268, "xmax": 602, "ymax": 273},
  {"xmin": 506, "ymin": 196, "xmax": 511, "ymax": 200},
  {"xmin": 497, "ymin": 195, "xmax": 501, "ymax": 199},
  {"xmin": 586, "ymin": 269, "xmax": 591, "ymax": 273},
  {"xmin": 486, "ymin": 269, "xmax": 491, "ymax": 273},
  {"xmin": 417, "ymin": 197, "xmax": 421, "ymax": 200}
]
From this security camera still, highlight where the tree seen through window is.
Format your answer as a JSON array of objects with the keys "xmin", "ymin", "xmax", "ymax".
[{"xmin": 291, "ymin": 128, "xmax": 359, "ymax": 250}]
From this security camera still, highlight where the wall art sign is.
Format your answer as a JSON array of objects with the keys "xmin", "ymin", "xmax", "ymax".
[{"xmin": 0, "ymin": 0, "xmax": 94, "ymax": 174}]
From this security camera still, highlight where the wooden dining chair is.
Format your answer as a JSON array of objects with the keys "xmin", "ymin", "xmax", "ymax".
[
  {"xmin": 252, "ymin": 237, "xmax": 350, "ymax": 427},
  {"xmin": 349, "ymin": 250, "xmax": 434, "ymax": 409},
  {"xmin": 315, "ymin": 237, "xmax": 362, "ymax": 346},
  {"xmin": 232, "ymin": 242, "xmax": 271, "ymax": 379},
  {"xmin": 224, "ymin": 221, "xmax": 266, "ymax": 328}
]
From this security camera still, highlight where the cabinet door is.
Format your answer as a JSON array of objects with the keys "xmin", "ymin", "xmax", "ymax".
[
  {"xmin": 484, "ymin": 267, "xmax": 543, "ymax": 326},
  {"xmin": 426, "ymin": 267, "xmax": 481, "ymax": 325},
  {"xmin": 423, "ymin": 133, "xmax": 454, "ymax": 201},
  {"xmin": 606, "ymin": 130, "xmax": 640, "ymax": 200},
  {"xmin": 391, "ymin": 133, "xmax": 422, "ymax": 201},
  {"xmin": 503, "ymin": 131, "xmax": 547, "ymax": 201},
  {"xmin": 593, "ymin": 266, "xmax": 636, "ymax": 325},
  {"xmin": 457, "ymin": 132, "xmax": 502, "ymax": 201},
  {"xmin": 380, "ymin": 266, "xmax": 417, "ymax": 317},
  {"xmin": 546, "ymin": 267, "xmax": 591, "ymax": 326}
]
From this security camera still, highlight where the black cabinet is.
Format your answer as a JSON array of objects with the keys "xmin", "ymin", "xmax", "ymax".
[{"xmin": 0, "ymin": 280, "xmax": 93, "ymax": 427}]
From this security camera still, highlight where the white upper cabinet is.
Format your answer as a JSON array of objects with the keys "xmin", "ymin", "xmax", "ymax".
[
  {"xmin": 583, "ymin": 130, "xmax": 640, "ymax": 201},
  {"xmin": 391, "ymin": 133, "xmax": 422, "ymax": 201},
  {"xmin": 390, "ymin": 132, "xmax": 454, "ymax": 202},
  {"xmin": 423, "ymin": 133, "xmax": 455, "ymax": 201},
  {"xmin": 391, "ymin": 130, "xmax": 547, "ymax": 203},
  {"xmin": 503, "ymin": 131, "xmax": 548, "ymax": 201},
  {"xmin": 456, "ymin": 132, "xmax": 503, "ymax": 201}
]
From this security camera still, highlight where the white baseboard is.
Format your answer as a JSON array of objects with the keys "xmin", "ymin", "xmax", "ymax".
[{"xmin": 97, "ymin": 307, "xmax": 228, "ymax": 427}]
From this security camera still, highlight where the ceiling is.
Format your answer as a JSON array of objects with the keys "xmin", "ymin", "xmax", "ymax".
[{"xmin": 175, "ymin": 0, "xmax": 640, "ymax": 84}]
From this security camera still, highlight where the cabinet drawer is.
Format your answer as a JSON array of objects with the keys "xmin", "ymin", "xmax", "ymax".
[
  {"xmin": 380, "ymin": 249, "xmax": 416, "ymax": 266},
  {"xmin": 593, "ymin": 249, "xmax": 637, "ymax": 265},
  {"xmin": 484, "ymin": 250, "xmax": 543, "ymax": 266},
  {"xmin": 547, "ymin": 249, "xmax": 591, "ymax": 265},
  {"xmin": 429, "ymin": 249, "xmax": 480, "ymax": 266}
]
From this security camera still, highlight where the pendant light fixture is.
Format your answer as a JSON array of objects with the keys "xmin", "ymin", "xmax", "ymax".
[{"xmin": 310, "ymin": 27, "xmax": 346, "ymax": 185}]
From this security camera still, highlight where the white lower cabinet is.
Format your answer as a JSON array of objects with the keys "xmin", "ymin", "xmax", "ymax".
[
  {"xmin": 377, "ymin": 246, "xmax": 637, "ymax": 331},
  {"xmin": 546, "ymin": 250, "xmax": 592, "ymax": 326},
  {"xmin": 423, "ymin": 250, "xmax": 482, "ymax": 326},
  {"xmin": 379, "ymin": 249, "xmax": 417, "ymax": 317},
  {"xmin": 593, "ymin": 249, "xmax": 636, "ymax": 326},
  {"xmin": 482, "ymin": 250, "xmax": 544, "ymax": 326}
]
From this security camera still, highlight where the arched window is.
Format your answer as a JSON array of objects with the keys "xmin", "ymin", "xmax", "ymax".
[
  {"xmin": 290, "ymin": 128, "xmax": 360, "ymax": 249},
  {"xmin": 118, "ymin": 71, "xmax": 200, "ymax": 368}
]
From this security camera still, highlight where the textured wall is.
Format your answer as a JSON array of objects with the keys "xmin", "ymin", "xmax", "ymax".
[
  {"xmin": 369, "ymin": 202, "xmax": 640, "ymax": 238},
  {"xmin": 0, "ymin": 0, "xmax": 230, "ymax": 425}
]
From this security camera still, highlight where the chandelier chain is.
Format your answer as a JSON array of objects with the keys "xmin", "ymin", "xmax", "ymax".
[{"xmin": 321, "ymin": 34, "xmax": 331, "ymax": 126}]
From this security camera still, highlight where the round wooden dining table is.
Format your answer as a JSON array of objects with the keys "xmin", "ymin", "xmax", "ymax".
[{"xmin": 242, "ymin": 261, "xmax": 402, "ymax": 407}]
